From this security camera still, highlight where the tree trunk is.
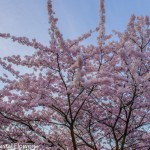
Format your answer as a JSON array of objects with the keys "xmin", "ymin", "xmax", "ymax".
[{"xmin": 70, "ymin": 126, "xmax": 77, "ymax": 150}]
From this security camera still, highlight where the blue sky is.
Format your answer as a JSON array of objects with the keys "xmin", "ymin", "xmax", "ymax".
[{"xmin": 0, "ymin": 0, "xmax": 150, "ymax": 57}]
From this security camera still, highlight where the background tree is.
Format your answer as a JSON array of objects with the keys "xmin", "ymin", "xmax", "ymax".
[{"xmin": 0, "ymin": 0, "xmax": 150, "ymax": 150}]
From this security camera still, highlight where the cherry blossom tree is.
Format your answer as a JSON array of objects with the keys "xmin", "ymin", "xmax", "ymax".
[{"xmin": 0, "ymin": 0, "xmax": 150, "ymax": 150}]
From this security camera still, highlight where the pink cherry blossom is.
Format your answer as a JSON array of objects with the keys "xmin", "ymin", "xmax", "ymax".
[{"xmin": 0, "ymin": 0, "xmax": 150, "ymax": 150}]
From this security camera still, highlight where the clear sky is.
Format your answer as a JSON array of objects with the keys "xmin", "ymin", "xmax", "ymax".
[{"xmin": 0, "ymin": 0, "xmax": 150, "ymax": 57}]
